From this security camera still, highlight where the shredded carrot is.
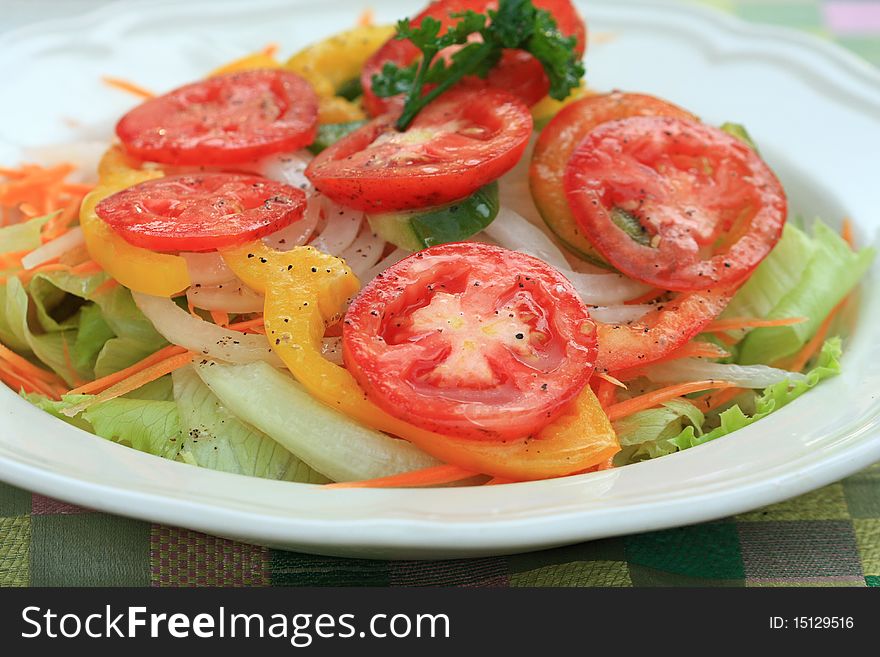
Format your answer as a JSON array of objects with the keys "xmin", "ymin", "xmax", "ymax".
[
  {"xmin": 705, "ymin": 316, "xmax": 806, "ymax": 333},
  {"xmin": 698, "ymin": 386, "xmax": 746, "ymax": 413},
  {"xmin": 841, "ymin": 218, "xmax": 855, "ymax": 248},
  {"xmin": 605, "ymin": 380, "xmax": 737, "ymax": 421},
  {"xmin": 61, "ymin": 335, "xmax": 86, "ymax": 388},
  {"xmin": 0, "ymin": 250, "xmax": 30, "ymax": 269},
  {"xmin": 68, "ymin": 260, "xmax": 102, "ymax": 275},
  {"xmin": 0, "ymin": 263, "xmax": 70, "ymax": 285},
  {"xmin": 19, "ymin": 203, "xmax": 41, "ymax": 218},
  {"xmin": 61, "ymin": 183, "xmax": 94, "ymax": 196},
  {"xmin": 0, "ymin": 360, "xmax": 63, "ymax": 399},
  {"xmin": 0, "ymin": 166, "xmax": 31, "ymax": 179},
  {"xmin": 0, "ymin": 367, "xmax": 48, "ymax": 397},
  {"xmin": 0, "ymin": 163, "xmax": 76, "ymax": 217},
  {"xmin": 613, "ymin": 340, "xmax": 730, "ymax": 381},
  {"xmin": 625, "ymin": 288, "xmax": 664, "ymax": 305},
  {"xmin": 787, "ymin": 298, "xmax": 846, "ymax": 373},
  {"xmin": 261, "ymin": 43, "xmax": 280, "ymax": 58},
  {"xmin": 595, "ymin": 377, "xmax": 618, "ymax": 409},
  {"xmin": 1, "ymin": 163, "xmax": 84, "ymax": 239},
  {"xmin": 714, "ymin": 332, "xmax": 740, "ymax": 346},
  {"xmin": 226, "ymin": 317, "xmax": 265, "ymax": 332},
  {"xmin": 41, "ymin": 196, "xmax": 86, "ymax": 242},
  {"xmin": 210, "ymin": 310, "xmax": 230, "ymax": 327},
  {"xmin": 662, "ymin": 340, "xmax": 730, "ymax": 362},
  {"xmin": 0, "ymin": 344, "xmax": 66, "ymax": 399},
  {"xmin": 67, "ymin": 345, "xmax": 188, "ymax": 396},
  {"xmin": 63, "ymin": 260, "xmax": 99, "ymax": 276},
  {"xmin": 0, "ymin": 343, "xmax": 65, "ymax": 385},
  {"xmin": 324, "ymin": 465, "xmax": 478, "ymax": 489},
  {"xmin": 596, "ymin": 372, "xmax": 627, "ymax": 389},
  {"xmin": 357, "ymin": 8, "xmax": 375, "ymax": 26},
  {"xmin": 102, "ymin": 76, "xmax": 155, "ymax": 99},
  {"xmin": 93, "ymin": 278, "xmax": 119, "ymax": 296},
  {"xmin": 62, "ymin": 351, "xmax": 194, "ymax": 417}
]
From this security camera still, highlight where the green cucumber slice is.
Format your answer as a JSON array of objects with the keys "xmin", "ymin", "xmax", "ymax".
[
  {"xmin": 720, "ymin": 122, "xmax": 759, "ymax": 152},
  {"xmin": 367, "ymin": 183, "xmax": 500, "ymax": 251},
  {"xmin": 335, "ymin": 77, "xmax": 363, "ymax": 101},
  {"xmin": 307, "ymin": 120, "xmax": 368, "ymax": 155},
  {"xmin": 610, "ymin": 207, "xmax": 652, "ymax": 247}
]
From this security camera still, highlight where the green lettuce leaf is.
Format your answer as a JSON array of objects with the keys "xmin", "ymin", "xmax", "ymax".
[
  {"xmin": 172, "ymin": 366, "xmax": 327, "ymax": 483},
  {"xmin": 23, "ymin": 392, "xmax": 182, "ymax": 459},
  {"xmin": 613, "ymin": 399, "xmax": 707, "ymax": 465},
  {"xmin": 615, "ymin": 338, "xmax": 842, "ymax": 464},
  {"xmin": 2, "ymin": 277, "xmax": 82, "ymax": 384},
  {"xmin": 724, "ymin": 219, "xmax": 874, "ymax": 364},
  {"xmin": 72, "ymin": 304, "xmax": 115, "ymax": 373},
  {"xmin": 0, "ymin": 268, "xmax": 167, "ymax": 384},
  {"xmin": 197, "ymin": 360, "xmax": 438, "ymax": 482},
  {"xmin": 0, "ymin": 213, "xmax": 52, "ymax": 255},
  {"xmin": 83, "ymin": 399, "xmax": 182, "ymax": 460},
  {"xmin": 124, "ymin": 375, "xmax": 174, "ymax": 402},
  {"xmin": 24, "ymin": 392, "xmax": 94, "ymax": 433}
]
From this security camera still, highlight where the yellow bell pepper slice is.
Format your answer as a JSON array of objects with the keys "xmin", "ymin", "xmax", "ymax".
[
  {"xmin": 222, "ymin": 241, "xmax": 618, "ymax": 479},
  {"xmin": 80, "ymin": 148, "xmax": 190, "ymax": 297},
  {"xmin": 532, "ymin": 85, "xmax": 594, "ymax": 130},
  {"xmin": 285, "ymin": 25, "xmax": 395, "ymax": 124},
  {"xmin": 316, "ymin": 97, "xmax": 368, "ymax": 124},
  {"xmin": 285, "ymin": 25, "xmax": 394, "ymax": 96},
  {"xmin": 209, "ymin": 46, "xmax": 281, "ymax": 77}
]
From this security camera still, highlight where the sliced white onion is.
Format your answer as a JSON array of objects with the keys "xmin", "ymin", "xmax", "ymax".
[
  {"xmin": 362, "ymin": 247, "xmax": 410, "ymax": 283},
  {"xmin": 496, "ymin": 135, "xmax": 537, "ymax": 220},
  {"xmin": 310, "ymin": 198, "xmax": 363, "ymax": 256},
  {"xmin": 645, "ymin": 358, "xmax": 807, "ymax": 389},
  {"xmin": 498, "ymin": 177, "xmax": 543, "ymax": 227},
  {"xmin": 186, "ymin": 281, "xmax": 264, "ymax": 314},
  {"xmin": 340, "ymin": 225, "xmax": 386, "ymax": 279},
  {"xmin": 133, "ymin": 291, "xmax": 282, "ymax": 366},
  {"xmin": 485, "ymin": 207, "xmax": 653, "ymax": 306},
  {"xmin": 262, "ymin": 193, "xmax": 321, "ymax": 251},
  {"xmin": 21, "ymin": 227, "xmax": 84, "ymax": 270},
  {"xmin": 255, "ymin": 150, "xmax": 313, "ymax": 191},
  {"xmin": 321, "ymin": 336, "xmax": 344, "ymax": 365},
  {"xmin": 484, "ymin": 206, "xmax": 570, "ymax": 269},
  {"xmin": 589, "ymin": 304, "xmax": 654, "ymax": 325},
  {"xmin": 181, "ymin": 252, "xmax": 234, "ymax": 287}
]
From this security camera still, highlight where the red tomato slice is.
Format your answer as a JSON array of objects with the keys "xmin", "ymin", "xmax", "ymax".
[
  {"xmin": 94, "ymin": 173, "xmax": 306, "ymax": 252},
  {"xmin": 594, "ymin": 287, "xmax": 732, "ymax": 373},
  {"xmin": 305, "ymin": 87, "xmax": 532, "ymax": 212},
  {"xmin": 530, "ymin": 92, "xmax": 697, "ymax": 263},
  {"xmin": 116, "ymin": 70, "xmax": 318, "ymax": 167},
  {"xmin": 564, "ymin": 116, "xmax": 787, "ymax": 291},
  {"xmin": 361, "ymin": 0, "xmax": 587, "ymax": 116},
  {"xmin": 342, "ymin": 242, "xmax": 598, "ymax": 440}
]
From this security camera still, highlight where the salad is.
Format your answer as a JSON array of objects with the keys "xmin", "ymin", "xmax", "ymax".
[{"xmin": 0, "ymin": 0, "xmax": 873, "ymax": 488}]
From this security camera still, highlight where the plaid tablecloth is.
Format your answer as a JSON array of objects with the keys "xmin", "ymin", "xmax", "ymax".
[{"xmin": 1, "ymin": 0, "xmax": 879, "ymax": 587}]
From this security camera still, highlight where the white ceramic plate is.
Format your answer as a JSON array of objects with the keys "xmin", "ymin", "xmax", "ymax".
[{"xmin": 1, "ymin": 0, "xmax": 879, "ymax": 559}]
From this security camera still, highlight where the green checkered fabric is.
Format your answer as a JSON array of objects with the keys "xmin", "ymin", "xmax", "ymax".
[
  {"xmin": 2, "ymin": 465, "xmax": 878, "ymax": 587},
  {"xmin": 1, "ymin": 0, "xmax": 879, "ymax": 587}
]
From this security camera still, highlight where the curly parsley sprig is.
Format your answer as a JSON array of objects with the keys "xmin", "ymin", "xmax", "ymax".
[{"xmin": 371, "ymin": 0, "xmax": 585, "ymax": 131}]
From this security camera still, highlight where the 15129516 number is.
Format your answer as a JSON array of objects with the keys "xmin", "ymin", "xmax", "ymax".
[{"xmin": 793, "ymin": 617, "xmax": 854, "ymax": 629}]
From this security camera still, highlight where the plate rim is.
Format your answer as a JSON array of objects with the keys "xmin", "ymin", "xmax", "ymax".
[{"xmin": 1, "ymin": 0, "xmax": 879, "ymax": 558}]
